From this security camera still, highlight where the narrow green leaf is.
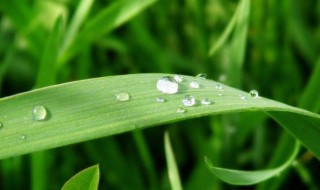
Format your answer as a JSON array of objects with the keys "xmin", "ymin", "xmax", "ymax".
[
  {"xmin": 61, "ymin": 165, "xmax": 100, "ymax": 190},
  {"xmin": 205, "ymin": 139, "xmax": 299, "ymax": 185},
  {"xmin": 208, "ymin": 0, "xmax": 240, "ymax": 56},
  {"xmin": 59, "ymin": 0, "xmax": 157, "ymax": 65},
  {"xmin": 165, "ymin": 131, "xmax": 183, "ymax": 190},
  {"xmin": 59, "ymin": 0, "xmax": 95, "ymax": 58},
  {"xmin": 0, "ymin": 74, "xmax": 320, "ymax": 160},
  {"xmin": 35, "ymin": 16, "xmax": 63, "ymax": 88}
]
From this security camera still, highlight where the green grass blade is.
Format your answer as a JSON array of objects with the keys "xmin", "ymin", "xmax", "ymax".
[
  {"xmin": 61, "ymin": 165, "xmax": 100, "ymax": 190},
  {"xmin": 59, "ymin": 0, "xmax": 95, "ymax": 58},
  {"xmin": 0, "ymin": 74, "xmax": 320, "ymax": 160},
  {"xmin": 35, "ymin": 16, "xmax": 63, "ymax": 88},
  {"xmin": 205, "ymin": 140, "xmax": 299, "ymax": 185},
  {"xmin": 165, "ymin": 132, "xmax": 183, "ymax": 190},
  {"xmin": 59, "ymin": 0, "xmax": 157, "ymax": 65}
]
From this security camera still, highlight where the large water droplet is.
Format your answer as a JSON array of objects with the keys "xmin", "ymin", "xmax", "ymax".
[
  {"xmin": 156, "ymin": 97, "xmax": 166, "ymax": 103},
  {"xmin": 116, "ymin": 92, "xmax": 130, "ymax": 102},
  {"xmin": 189, "ymin": 81, "xmax": 200, "ymax": 89},
  {"xmin": 177, "ymin": 107, "xmax": 187, "ymax": 113},
  {"xmin": 32, "ymin": 106, "xmax": 47, "ymax": 121},
  {"xmin": 174, "ymin": 75, "xmax": 183, "ymax": 83},
  {"xmin": 19, "ymin": 134, "xmax": 26, "ymax": 140},
  {"xmin": 157, "ymin": 76, "xmax": 179, "ymax": 94},
  {"xmin": 201, "ymin": 98, "xmax": 212, "ymax": 105},
  {"xmin": 249, "ymin": 90, "xmax": 259, "ymax": 98},
  {"xmin": 183, "ymin": 95, "xmax": 196, "ymax": 107},
  {"xmin": 196, "ymin": 73, "xmax": 207, "ymax": 80}
]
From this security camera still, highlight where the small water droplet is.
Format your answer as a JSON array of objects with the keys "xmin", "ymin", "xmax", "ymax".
[
  {"xmin": 116, "ymin": 92, "xmax": 130, "ymax": 102},
  {"xmin": 19, "ymin": 134, "xmax": 26, "ymax": 140},
  {"xmin": 32, "ymin": 106, "xmax": 47, "ymax": 121},
  {"xmin": 177, "ymin": 107, "xmax": 187, "ymax": 113},
  {"xmin": 183, "ymin": 95, "xmax": 196, "ymax": 107},
  {"xmin": 157, "ymin": 76, "xmax": 179, "ymax": 94},
  {"xmin": 219, "ymin": 74, "xmax": 226, "ymax": 82},
  {"xmin": 189, "ymin": 81, "xmax": 200, "ymax": 89},
  {"xmin": 249, "ymin": 90, "xmax": 259, "ymax": 98},
  {"xmin": 201, "ymin": 98, "xmax": 212, "ymax": 105},
  {"xmin": 196, "ymin": 73, "xmax": 207, "ymax": 80},
  {"xmin": 174, "ymin": 75, "xmax": 183, "ymax": 83},
  {"xmin": 239, "ymin": 94, "xmax": 246, "ymax": 100},
  {"xmin": 291, "ymin": 160, "xmax": 298, "ymax": 167},
  {"xmin": 156, "ymin": 97, "xmax": 166, "ymax": 103},
  {"xmin": 215, "ymin": 84, "xmax": 223, "ymax": 90}
]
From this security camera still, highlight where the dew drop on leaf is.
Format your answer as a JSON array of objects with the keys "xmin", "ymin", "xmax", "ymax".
[
  {"xmin": 239, "ymin": 94, "xmax": 246, "ymax": 100},
  {"xmin": 156, "ymin": 97, "xmax": 166, "ymax": 103},
  {"xmin": 190, "ymin": 81, "xmax": 200, "ymax": 89},
  {"xmin": 19, "ymin": 134, "xmax": 26, "ymax": 140},
  {"xmin": 116, "ymin": 92, "xmax": 130, "ymax": 102},
  {"xmin": 215, "ymin": 84, "xmax": 223, "ymax": 90},
  {"xmin": 196, "ymin": 73, "xmax": 207, "ymax": 80},
  {"xmin": 177, "ymin": 107, "xmax": 187, "ymax": 113},
  {"xmin": 157, "ymin": 76, "xmax": 179, "ymax": 94},
  {"xmin": 249, "ymin": 90, "xmax": 259, "ymax": 98},
  {"xmin": 174, "ymin": 75, "xmax": 183, "ymax": 83},
  {"xmin": 32, "ymin": 106, "xmax": 47, "ymax": 121},
  {"xmin": 201, "ymin": 98, "xmax": 212, "ymax": 105},
  {"xmin": 183, "ymin": 95, "xmax": 196, "ymax": 107}
]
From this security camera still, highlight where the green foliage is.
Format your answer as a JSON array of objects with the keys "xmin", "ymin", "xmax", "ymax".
[
  {"xmin": 62, "ymin": 165, "xmax": 99, "ymax": 190},
  {"xmin": 0, "ymin": 0, "xmax": 319, "ymax": 189}
]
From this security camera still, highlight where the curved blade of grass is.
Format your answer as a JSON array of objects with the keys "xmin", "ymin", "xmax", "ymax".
[
  {"xmin": 59, "ymin": 0, "xmax": 157, "ymax": 65},
  {"xmin": 0, "ymin": 74, "xmax": 320, "ymax": 160},
  {"xmin": 205, "ymin": 139, "xmax": 299, "ymax": 185},
  {"xmin": 165, "ymin": 131, "xmax": 183, "ymax": 190},
  {"xmin": 61, "ymin": 165, "xmax": 99, "ymax": 190}
]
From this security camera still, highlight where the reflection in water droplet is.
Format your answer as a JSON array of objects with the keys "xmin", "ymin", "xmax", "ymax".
[
  {"xmin": 156, "ymin": 97, "xmax": 166, "ymax": 103},
  {"xmin": 183, "ymin": 95, "xmax": 196, "ymax": 107},
  {"xmin": 174, "ymin": 75, "xmax": 183, "ymax": 83},
  {"xmin": 177, "ymin": 107, "xmax": 187, "ymax": 113},
  {"xmin": 196, "ymin": 73, "xmax": 207, "ymax": 80},
  {"xmin": 215, "ymin": 84, "xmax": 223, "ymax": 90},
  {"xmin": 20, "ymin": 134, "xmax": 26, "ymax": 140},
  {"xmin": 249, "ymin": 90, "xmax": 259, "ymax": 98},
  {"xmin": 116, "ymin": 92, "xmax": 130, "ymax": 102},
  {"xmin": 239, "ymin": 94, "xmax": 246, "ymax": 100},
  {"xmin": 32, "ymin": 106, "xmax": 47, "ymax": 121},
  {"xmin": 157, "ymin": 76, "xmax": 179, "ymax": 94},
  {"xmin": 201, "ymin": 98, "xmax": 212, "ymax": 105},
  {"xmin": 190, "ymin": 81, "xmax": 200, "ymax": 89}
]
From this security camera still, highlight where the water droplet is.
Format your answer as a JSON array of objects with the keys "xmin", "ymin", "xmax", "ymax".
[
  {"xmin": 239, "ymin": 94, "xmax": 246, "ymax": 100},
  {"xmin": 116, "ymin": 92, "xmax": 130, "ymax": 101},
  {"xmin": 249, "ymin": 90, "xmax": 259, "ymax": 98},
  {"xmin": 174, "ymin": 75, "xmax": 183, "ymax": 82},
  {"xmin": 201, "ymin": 98, "xmax": 212, "ymax": 105},
  {"xmin": 19, "ymin": 134, "xmax": 26, "ymax": 140},
  {"xmin": 189, "ymin": 81, "xmax": 200, "ymax": 89},
  {"xmin": 177, "ymin": 107, "xmax": 187, "ymax": 113},
  {"xmin": 157, "ymin": 76, "xmax": 179, "ymax": 94},
  {"xmin": 32, "ymin": 106, "xmax": 47, "ymax": 121},
  {"xmin": 183, "ymin": 95, "xmax": 196, "ymax": 107},
  {"xmin": 0, "ymin": 122, "xmax": 3, "ymax": 129},
  {"xmin": 291, "ymin": 160, "xmax": 298, "ymax": 167},
  {"xmin": 196, "ymin": 73, "xmax": 207, "ymax": 80},
  {"xmin": 156, "ymin": 97, "xmax": 166, "ymax": 103},
  {"xmin": 215, "ymin": 84, "xmax": 223, "ymax": 90}
]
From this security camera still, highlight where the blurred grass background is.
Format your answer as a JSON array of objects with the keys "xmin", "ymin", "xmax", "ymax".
[{"xmin": 0, "ymin": 0, "xmax": 320, "ymax": 189}]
